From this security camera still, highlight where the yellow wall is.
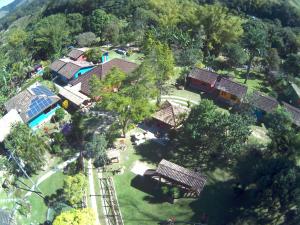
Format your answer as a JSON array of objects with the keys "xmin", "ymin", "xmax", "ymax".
[{"xmin": 219, "ymin": 91, "xmax": 240, "ymax": 103}]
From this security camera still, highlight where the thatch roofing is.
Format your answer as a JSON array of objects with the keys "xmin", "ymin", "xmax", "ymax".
[
  {"xmin": 152, "ymin": 101, "xmax": 189, "ymax": 127},
  {"xmin": 250, "ymin": 91, "xmax": 279, "ymax": 113},
  {"xmin": 188, "ymin": 68, "xmax": 219, "ymax": 85},
  {"xmin": 70, "ymin": 58, "xmax": 138, "ymax": 95},
  {"xmin": 283, "ymin": 102, "xmax": 300, "ymax": 126},
  {"xmin": 215, "ymin": 77, "xmax": 248, "ymax": 99},
  {"xmin": 156, "ymin": 159, "xmax": 207, "ymax": 195}
]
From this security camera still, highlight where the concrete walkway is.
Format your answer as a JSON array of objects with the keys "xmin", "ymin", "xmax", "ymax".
[
  {"xmin": 25, "ymin": 153, "xmax": 80, "ymax": 198},
  {"xmin": 88, "ymin": 159, "xmax": 101, "ymax": 225}
]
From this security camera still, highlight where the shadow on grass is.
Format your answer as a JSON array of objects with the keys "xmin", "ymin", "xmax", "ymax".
[
  {"xmin": 134, "ymin": 141, "xmax": 172, "ymax": 164},
  {"xmin": 190, "ymin": 180, "xmax": 243, "ymax": 225},
  {"xmin": 131, "ymin": 175, "xmax": 166, "ymax": 204}
]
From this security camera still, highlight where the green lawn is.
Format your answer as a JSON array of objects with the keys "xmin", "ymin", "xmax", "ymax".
[
  {"xmin": 108, "ymin": 51, "xmax": 144, "ymax": 64},
  {"xmin": 217, "ymin": 68, "xmax": 272, "ymax": 94},
  {"xmin": 18, "ymin": 171, "xmax": 67, "ymax": 225},
  {"xmin": 113, "ymin": 139, "xmax": 236, "ymax": 225}
]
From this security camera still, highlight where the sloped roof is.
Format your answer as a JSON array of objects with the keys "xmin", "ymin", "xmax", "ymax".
[
  {"xmin": 188, "ymin": 68, "xmax": 219, "ymax": 85},
  {"xmin": 55, "ymin": 84, "xmax": 90, "ymax": 107},
  {"xmin": 57, "ymin": 62, "xmax": 82, "ymax": 80},
  {"xmin": 152, "ymin": 101, "xmax": 189, "ymax": 127},
  {"xmin": 215, "ymin": 77, "xmax": 248, "ymax": 99},
  {"xmin": 250, "ymin": 91, "xmax": 279, "ymax": 113},
  {"xmin": 0, "ymin": 109, "xmax": 23, "ymax": 142},
  {"xmin": 156, "ymin": 159, "xmax": 207, "ymax": 196},
  {"xmin": 5, "ymin": 83, "xmax": 60, "ymax": 123},
  {"xmin": 67, "ymin": 49, "xmax": 85, "ymax": 60},
  {"xmin": 283, "ymin": 102, "xmax": 300, "ymax": 126},
  {"xmin": 70, "ymin": 58, "xmax": 138, "ymax": 95},
  {"xmin": 49, "ymin": 59, "xmax": 66, "ymax": 72}
]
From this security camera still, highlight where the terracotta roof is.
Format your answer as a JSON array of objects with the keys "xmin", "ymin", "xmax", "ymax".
[
  {"xmin": 250, "ymin": 92, "xmax": 279, "ymax": 113},
  {"xmin": 283, "ymin": 102, "xmax": 300, "ymax": 126},
  {"xmin": 215, "ymin": 77, "xmax": 248, "ymax": 99},
  {"xmin": 156, "ymin": 159, "xmax": 207, "ymax": 196},
  {"xmin": 188, "ymin": 68, "xmax": 219, "ymax": 85},
  {"xmin": 67, "ymin": 49, "xmax": 84, "ymax": 60},
  {"xmin": 153, "ymin": 101, "xmax": 189, "ymax": 127},
  {"xmin": 57, "ymin": 62, "xmax": 82, "ymax": 80},
  {"xmin": 70, "ymin": 58, "xmax": 138, "ymax": 95},
  {"xmin": 5, "ymin": 82, "xmax": 60, "ymax": 123},
  {"xmin": 49, "ymin": 60, "xmax": 66, "ymax": 72}
]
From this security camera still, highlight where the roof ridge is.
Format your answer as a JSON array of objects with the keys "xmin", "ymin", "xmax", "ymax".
[{"xmin": 160, "ymin": 160, "xmax": 205, "ymax": 180}]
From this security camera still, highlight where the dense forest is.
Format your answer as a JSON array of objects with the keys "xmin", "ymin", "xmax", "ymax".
[{"xmin": 0, "ymin": 0, "xmax": 300, "ymax": 224}]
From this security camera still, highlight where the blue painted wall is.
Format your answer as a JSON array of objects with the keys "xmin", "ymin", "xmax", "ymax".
[{"xmin": 74, "ymin": 66, "xmax": 94, "ymax": 79}]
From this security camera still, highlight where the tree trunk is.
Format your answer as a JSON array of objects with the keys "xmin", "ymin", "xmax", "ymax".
[
  {"xmin": 156, "ymin": 82, "xmax": 162, "ymax": 106},
  {"xmin": 121, "ymin": 120, "xmax": 129, "ymax": 138},
  {"xmin": 244, "ymin": 55, "xmax": 254, "ymax": 84}
]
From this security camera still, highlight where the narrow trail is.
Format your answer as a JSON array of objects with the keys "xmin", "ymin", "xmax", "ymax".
[
  {"xmin": 25, "ymin": 153, "xmax": 80, "ymax": 198},
  {"xmin": 88, "ymin": 159, "xmax": 101, "ymax": 225}
]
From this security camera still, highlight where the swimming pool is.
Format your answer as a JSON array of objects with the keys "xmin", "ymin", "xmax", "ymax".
[{"xmin": 29, "ymin": 105, "xmax": 61, "ymax": 129}]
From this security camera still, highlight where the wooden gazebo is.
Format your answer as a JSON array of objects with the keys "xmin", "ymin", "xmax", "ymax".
[{"xmin": 147, "ymin": 159, "xmax": 207, "ymax": 197}]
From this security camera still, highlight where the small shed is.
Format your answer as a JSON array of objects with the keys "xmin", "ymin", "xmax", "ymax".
[
  {"xmin": 152, "ymin": 101, "xmax": 189, "ymax": 129},
  {"xmin": 149, "ymin": 159, "xmax": 207, "ymax": 197}
]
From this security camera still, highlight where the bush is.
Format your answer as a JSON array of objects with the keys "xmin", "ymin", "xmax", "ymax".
[
  {"xmin": 170, "ymin": 187, "xmax": 181, "ymax": 199},
  {"xmin": 54, "ymin": 108, "xmax": 65, "ymax": 122},
  {"xmin": 51, "ymin": 144, "xmax": 62, "ymax": 154}
]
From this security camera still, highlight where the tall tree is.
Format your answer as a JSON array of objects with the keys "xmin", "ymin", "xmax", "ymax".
[
  {"xmin": 193, "ymin": 4, "xmax": 244, "ymax": 55},
  {"xmin": 243, "ymin": 20, "xmax": 269, "ymax": 83},
  {"xmin": 100, "ymin": 86, "xmax": 154, "ymax": 137},
  {"xmin": 31, "ymin": 14, "xmax": 70, "ymax": 59},
  {"xmin": 178, "ymin": 100, "xmax": 253, "ymax": 167},
  {"xmin": 142, "ymin": 37, "xmax": 175, "ymax": 105},
  {"xmin": 63, "ymin": 173, "xmax": 87, "ymax": 207},
  {"xmin": 222, "ymin": 43, "xmax": 248, "ymax": 68},
  {"xmin": 4, "ymin": 123, "xmax": 48, "ymax": 175}
]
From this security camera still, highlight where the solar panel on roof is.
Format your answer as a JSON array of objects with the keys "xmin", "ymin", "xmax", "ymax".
[
  {"xmin": 31, "ymin": 86, "xmax": 55, "ymax": 97},
  {"xmin": 27, "ymin": 97, "xmax": 54, "ymax": 119}
]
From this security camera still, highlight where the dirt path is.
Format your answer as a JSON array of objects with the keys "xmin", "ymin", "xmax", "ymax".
[{"xmin": 88, "ymin": 159, "xmax": 101, "ymax": 225}]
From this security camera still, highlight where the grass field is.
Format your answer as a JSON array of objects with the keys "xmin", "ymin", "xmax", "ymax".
[
  {"xmin": 108, "ymin": 51, "xmax": 144, "ymax": 64},
  {"xmin": 18, "ymin": 171, "xmax": 67, "ymax": 225},
  {"xmin": 112, "ymin": 138, "xmax": 238, "ymax": 225}
]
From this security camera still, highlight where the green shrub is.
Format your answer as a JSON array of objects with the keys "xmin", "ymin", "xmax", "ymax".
[{"xmin": 54, "ymin": 108, "xmax": 65, "ymax": 122}]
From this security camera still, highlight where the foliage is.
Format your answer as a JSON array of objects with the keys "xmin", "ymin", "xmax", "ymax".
[
  {"xmin": 62, "ymin": 100, "xmax": 69, "ymax": 109},
  {"xmin": 31, "ymin": 14, "xmax": 70, "ymax": 59},
  {"xmin": 283, "ymin": 53, "xmax": 300, "ymax": 77},
  {"xmin": 90, "ymin": 67, "xmax": 127, "ymax": 98},
  {"xmin": 4, "ymin": 123, "xmax": 48, "ymax": 175},
  {"xmin": 222, "ymin": 43, "xmax": 248, "ymax": 68},
  {"xmin": 242, "ymin": 20, "xmax": 269, "ymax": 83},
  {"xmin": 264, "ymin": 48, "xmax": 281, "ymax": 72},
  {"xmin": 53, "ymin": 208, "xmax": 96, "ymax": 225},
  {"xmin": 84, "ymin": 47, "xmax": 103, "ymax": 64},
  {"xmin": 142, "ymin": 37, "xmax": 175, "ymax": 104},
  {"xmin": 100, "ymin": 86, "xmax": 155, "ymax": 137},
  {"xmin": 54, "ymin": 108, "xmax": 65, "ymax": 122},
  {"xmin": 85, "ymin": 133, "xmax": 108, "ymax": 167},
  {"xmin": 178, "ymin": 100, "xmax": 253, "ymax": 167},
  {"xmin": 264, "ymin": 107, "xmax": 300, "ymax": 160},
  {"xmin": 193, "ymin": 4, "xmax": 244, "ymax": 55},
  {"xmin": 75, "ymin": 32, "xmax": 98, "ymax": 47},
  {"xmin": 63, "ymin": 173, "xmax": 87, "ymax": 207}
]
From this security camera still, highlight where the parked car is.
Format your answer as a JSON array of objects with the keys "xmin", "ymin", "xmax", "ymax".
[{"xmin": 115, "ymin": 48, "xmax": 127, "ymax": 55}]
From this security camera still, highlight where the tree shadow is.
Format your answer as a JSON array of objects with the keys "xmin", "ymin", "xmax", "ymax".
[
  {"xmin": 130, "ymin": 175, "xmax": 167, "ymax": 204},
  {"xmin": 189, "ymin": 180, "xmax": 244, "ymax": 225},
  {"xmin": 134, "ymin": 140, "xmax": 172, "ymax": 164}
]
